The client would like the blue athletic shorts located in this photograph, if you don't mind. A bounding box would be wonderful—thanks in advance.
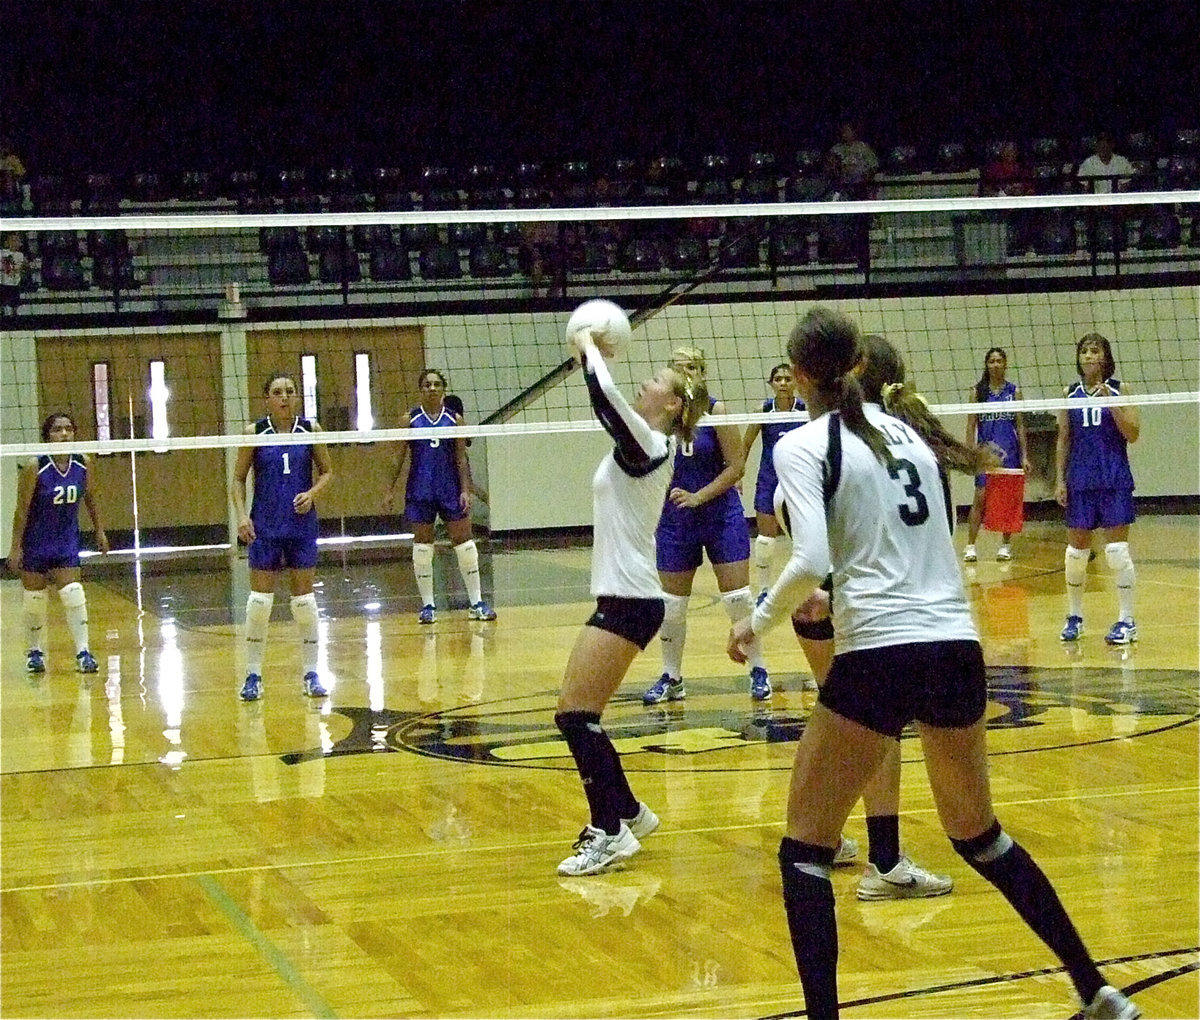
[1065,488,1135,530]
[586,595,665,650]
[405,497,466,526]
[820,639,987,739]
[753,466,779,515]
[248,534,319,570]
[22,551,79,574]
[656,495,751,572]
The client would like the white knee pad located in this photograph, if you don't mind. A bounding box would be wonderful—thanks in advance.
[58,581,86,610]
[412,542,435,574]
[753,534,776,566]
[721,586,754,623]
[1064,545,1090,587]
[1104,541,1134,575]
[453,539,483,603]
[245,590,275,629]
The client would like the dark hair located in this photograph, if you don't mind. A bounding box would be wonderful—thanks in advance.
[859,334,999,475]
[262,373,297,396]
[418,369,448,389]
[40,411,77,441]
[1076,332,1116,379]
[973,347,1008,402]
[787,307,890,466]
[768,362,791,383]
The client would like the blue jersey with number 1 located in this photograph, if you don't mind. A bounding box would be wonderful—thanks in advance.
[23,455,87,562]
[251,417,317,539]
[1065,379,1134,492]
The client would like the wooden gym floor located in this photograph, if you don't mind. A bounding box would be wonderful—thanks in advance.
[2,515,1197,1018]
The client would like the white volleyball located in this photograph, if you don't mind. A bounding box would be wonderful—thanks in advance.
[566,299,632,359]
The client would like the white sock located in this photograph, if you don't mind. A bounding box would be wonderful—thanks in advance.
[454,539,483,605]
[244,591,274,675]
[660,593,689,681]
[57,582,90,654]
[290,593,320,675]
[413,542,435,606]
[1064,546,1089,617]
[1104,542,1136,621]
[753,535,776,595]
[722,586,765,671]
[23,589,48,651]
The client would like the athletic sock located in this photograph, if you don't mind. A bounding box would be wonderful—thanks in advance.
[555,710,627,834]
[412,542,435,606]
[23,588,48,652]
[778,836,840,1018]
[659,592,689,681]
[244,591,274,675]
[753,534,776,595]
[866,814,900,874]
[722,586,765,672]
[290,592,320,675]
[1064,545,1089,617]
[951,820,1104,1005]
[454,539,483,605]
[57,582,90,654]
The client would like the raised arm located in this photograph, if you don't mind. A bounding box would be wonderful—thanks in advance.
[579,339,667,467]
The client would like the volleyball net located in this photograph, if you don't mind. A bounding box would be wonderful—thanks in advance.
[1,188,1197,547]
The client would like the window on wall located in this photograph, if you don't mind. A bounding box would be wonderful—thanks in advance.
[148,359,170,452]
[355,351,374,431]
[92,362,113,449]
[301,354,318,420]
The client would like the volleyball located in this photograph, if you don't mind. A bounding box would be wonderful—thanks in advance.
[566,299,632,359]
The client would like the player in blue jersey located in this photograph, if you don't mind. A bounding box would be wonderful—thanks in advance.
[382,369,496,624]
[642,347,771,704]
[7,412,108,674]
[730,307,1140,1020]
[741,362,805,603]
[555,327,708,876]
[963,347,1029,563]
[1055,333,1140,645]
[230,373,334,701]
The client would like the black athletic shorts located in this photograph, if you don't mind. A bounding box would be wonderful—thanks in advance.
[819,639,987,739]
[586,595,665,650]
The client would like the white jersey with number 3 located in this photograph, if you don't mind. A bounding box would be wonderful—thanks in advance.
[754,403,977,652]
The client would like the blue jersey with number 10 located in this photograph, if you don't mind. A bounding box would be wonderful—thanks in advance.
[251,417,317,539]
[1065,379,1134,492]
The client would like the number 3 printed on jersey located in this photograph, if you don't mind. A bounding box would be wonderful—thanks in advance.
[887,459,929,526]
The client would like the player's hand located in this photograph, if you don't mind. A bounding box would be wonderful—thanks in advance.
[95,530,110,555]
[460,491,471,514]
[1054,482,1067,507]
[382,489,396,512]
[237,516,255,544]
[727,617,755,664]
[293,490,313,514]
[7,550,21,573]
[793,588,831,623]
[668,486,703,509]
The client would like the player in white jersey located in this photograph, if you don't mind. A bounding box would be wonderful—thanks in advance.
[555,328,708,878]
[728,307,1139,1020]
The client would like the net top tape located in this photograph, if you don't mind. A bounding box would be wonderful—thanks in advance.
[4,190,1199,233]
[4,392,1195,458]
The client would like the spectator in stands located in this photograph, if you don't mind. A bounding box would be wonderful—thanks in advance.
[520,219,564,299]
[825,121,879,200]
[982,143,1035,254]
[981,142,1033,197]
[0,233,26,316]
[1076,133,1135,194]
[0,138,26,213]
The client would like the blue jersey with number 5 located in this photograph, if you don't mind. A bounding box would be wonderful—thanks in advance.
[1065,379,1134,492]
[23,454,87,561]
[251,417,317,539]
[406,405,462,505]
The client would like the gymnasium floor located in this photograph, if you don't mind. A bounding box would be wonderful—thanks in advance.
[1,515,1197,1018]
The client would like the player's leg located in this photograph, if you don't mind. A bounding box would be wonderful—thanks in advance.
[711,508,768,698]
[964,475,986,561]
[409,512,438,622]
[446,514,495,620]
[1101,509,1136,643]
[19,570,49,672]
[287,558,324,697]
[644,529,698,703]
[241,543,280,700]
[48,565,96,672]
